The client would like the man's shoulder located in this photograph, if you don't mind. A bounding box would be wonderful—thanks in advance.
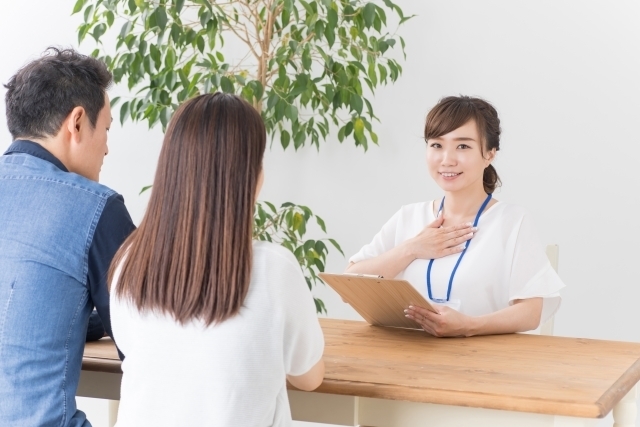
[56,170,118,200]
[94,193,135,237]
[1,152,117,200]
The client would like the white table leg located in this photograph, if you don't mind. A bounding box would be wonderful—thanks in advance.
[288,392,597,427]
[108,400,119,427]
[288,390,358,425]
[357,397,560,427]
[77,371,122,400]
[553,415,597,427]
[613,385,637,427]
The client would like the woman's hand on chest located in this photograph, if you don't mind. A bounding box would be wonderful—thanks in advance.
[404,216,476,261]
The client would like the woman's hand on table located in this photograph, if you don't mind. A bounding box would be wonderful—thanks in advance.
[404,217,476,260]
[405,298,544,337]
[405,305,474,337]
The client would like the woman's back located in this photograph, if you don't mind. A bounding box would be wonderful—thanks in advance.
[111,241,323,427]
[107,93,324,426]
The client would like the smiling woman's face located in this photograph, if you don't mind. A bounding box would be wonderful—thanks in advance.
[426,119,495,194]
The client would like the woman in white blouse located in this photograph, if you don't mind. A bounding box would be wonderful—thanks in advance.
[347,96,564,337]
[108,93,324,427]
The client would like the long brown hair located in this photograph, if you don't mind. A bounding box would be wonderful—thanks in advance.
[109,93,266,325]
[424,96,502,193]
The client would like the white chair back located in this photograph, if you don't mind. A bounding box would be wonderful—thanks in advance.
[539,244,559,336]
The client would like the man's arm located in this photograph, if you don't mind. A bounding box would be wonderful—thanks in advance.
[87,194,136,359]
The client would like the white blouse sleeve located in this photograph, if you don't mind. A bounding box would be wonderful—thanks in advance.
[507,213,565,324]
[349,208,403,264]
[279,250,325,376]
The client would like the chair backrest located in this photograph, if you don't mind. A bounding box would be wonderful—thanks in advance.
[539,244,559,336]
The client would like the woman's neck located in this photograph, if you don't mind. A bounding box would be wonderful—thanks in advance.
[442,185,489,219]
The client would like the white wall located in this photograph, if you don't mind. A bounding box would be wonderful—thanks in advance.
[2,1,640,426]
[269,0,640,345]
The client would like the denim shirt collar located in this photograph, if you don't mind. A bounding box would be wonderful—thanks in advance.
[4,140,69,172]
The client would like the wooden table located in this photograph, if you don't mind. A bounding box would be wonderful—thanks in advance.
[80,318,640,427]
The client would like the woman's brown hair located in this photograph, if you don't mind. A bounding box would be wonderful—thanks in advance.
[108,93,266,325]
[424,96,502,194]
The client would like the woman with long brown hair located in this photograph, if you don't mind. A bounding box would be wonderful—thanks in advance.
[347,95,564,337]
[108,93,324,426]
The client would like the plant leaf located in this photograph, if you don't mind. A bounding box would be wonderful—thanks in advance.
[139,185,153,195]
[119,101,130,125]
[155,7,168,30]
[328,238,345,256]
[220,76,234,93]
[363,3,376,28]
[72,0,85,14]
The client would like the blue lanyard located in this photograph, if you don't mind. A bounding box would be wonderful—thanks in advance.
[426,193,492,302]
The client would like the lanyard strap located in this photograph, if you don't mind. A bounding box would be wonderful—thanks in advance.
[426,193,492,302]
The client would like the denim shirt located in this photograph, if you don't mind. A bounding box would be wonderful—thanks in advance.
[0,141,135,427]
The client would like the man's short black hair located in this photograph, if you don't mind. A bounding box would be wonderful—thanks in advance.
[4,47,112,140]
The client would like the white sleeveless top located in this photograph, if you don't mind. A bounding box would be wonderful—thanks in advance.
[349,201,564,324]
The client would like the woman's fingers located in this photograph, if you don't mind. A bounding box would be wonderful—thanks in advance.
[405,305,440,318]
[442,245,466,256]
[444,224,475,239]
[420,322,437,336]
[407,306,443,323]
[442,226,476,248]
[427,216,445,228]
[443,222,474,234]
[406,306,470,338]
[405,311,432,332]
[412,220,476,260]
[405,308,443,336]
[407,305,430,316]
[450,232,474,248]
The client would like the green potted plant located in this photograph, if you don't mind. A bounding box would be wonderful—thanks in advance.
[74,0,411,313]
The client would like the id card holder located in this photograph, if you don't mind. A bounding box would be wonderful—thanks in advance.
[430,298,461,312]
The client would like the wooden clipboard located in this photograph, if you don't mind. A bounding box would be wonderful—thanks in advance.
[318,273,438,329]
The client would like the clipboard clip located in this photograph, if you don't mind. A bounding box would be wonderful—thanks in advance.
[344,273,384,279]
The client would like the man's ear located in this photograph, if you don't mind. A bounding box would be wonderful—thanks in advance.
[65,106,86,144]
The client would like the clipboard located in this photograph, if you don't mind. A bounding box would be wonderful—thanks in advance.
[318,273,438,329]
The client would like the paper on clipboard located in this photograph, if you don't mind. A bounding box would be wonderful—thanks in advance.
[318,273,438,329]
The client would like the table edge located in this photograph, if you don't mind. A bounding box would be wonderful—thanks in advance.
[82,357,122,374]
[81,326,640,419]
[79,357,611,420]
[595,357,640,416]
[305,379,605,418]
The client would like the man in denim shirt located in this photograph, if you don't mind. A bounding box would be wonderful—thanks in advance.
[0,48,135,426]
